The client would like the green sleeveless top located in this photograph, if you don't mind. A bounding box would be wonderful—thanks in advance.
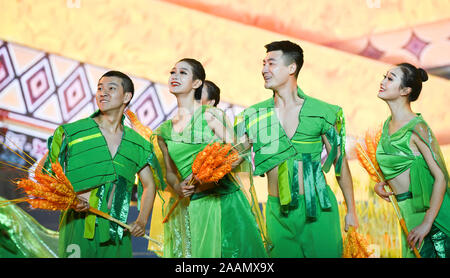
[155,105,239,199]
[376,115,425,180]
[45,110,153,241]
[235,87,346,219]
[376,114,450,235]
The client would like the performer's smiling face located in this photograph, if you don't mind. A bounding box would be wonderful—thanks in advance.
[168,61,201,95]
[378,67,407,101]
[96,76,131,112]
[262,50,291,90]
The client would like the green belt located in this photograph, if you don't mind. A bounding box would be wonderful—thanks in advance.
[396,191,413,202]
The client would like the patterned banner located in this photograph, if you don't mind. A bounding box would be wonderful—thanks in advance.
[0,40,243,138]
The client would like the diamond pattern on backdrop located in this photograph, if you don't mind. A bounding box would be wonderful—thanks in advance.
[49,54,79,86]
[0,41,240,143]
[130,85,165,130]
[0,45,15,92]
[328,20,450,71]
[402,32,430,60]
[7,43,45,77]
[20,58,55,114]
[360,40,385,60]
[57,66,92,122]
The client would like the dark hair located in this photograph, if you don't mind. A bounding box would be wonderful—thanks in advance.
[396,63,428,102]
[178,58,206,101]
[101,70,134,106]
[264,40,304,78]
[203,80,220,107]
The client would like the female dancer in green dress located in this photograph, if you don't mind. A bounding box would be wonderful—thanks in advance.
[154,58,267,258]
[375,63,450,258]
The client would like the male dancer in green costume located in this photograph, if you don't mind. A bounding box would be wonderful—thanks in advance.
[43,71,158,258]
[235,40,358,258]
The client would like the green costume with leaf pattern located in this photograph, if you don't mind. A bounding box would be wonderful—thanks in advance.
[235,87,345,258]
[376,114,450,258]
[44,110,157,258]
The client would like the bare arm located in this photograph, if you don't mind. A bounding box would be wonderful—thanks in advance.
[129,165,156,237]
[322,133,359,231]
[407,133,446,249]
[205,111,246,168]
[157,136,195,198]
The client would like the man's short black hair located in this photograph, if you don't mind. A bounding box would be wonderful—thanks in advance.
[264,40,304,78]
[101,70,134,105]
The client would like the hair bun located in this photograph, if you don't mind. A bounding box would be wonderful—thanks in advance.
[418,68,428,82]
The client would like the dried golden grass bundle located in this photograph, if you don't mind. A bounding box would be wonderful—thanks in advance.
[355,129,383,182]
[125,110,152,140]
[0,161,79,211]
[162,142,239,223]
[343,226,374,258]
[192,142,238,184]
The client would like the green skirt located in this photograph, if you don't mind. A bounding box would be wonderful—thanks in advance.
[397,193,450,258]
[188,189,268,258]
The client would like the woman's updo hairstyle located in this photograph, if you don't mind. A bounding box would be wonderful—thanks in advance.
[396,62,428,102]
[178,58,206,101]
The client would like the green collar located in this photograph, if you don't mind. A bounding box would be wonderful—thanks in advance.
[384,113,423,140]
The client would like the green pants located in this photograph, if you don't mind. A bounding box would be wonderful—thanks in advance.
[266,186,342,258]
[397,196,450,258]
[59,210,132,258]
